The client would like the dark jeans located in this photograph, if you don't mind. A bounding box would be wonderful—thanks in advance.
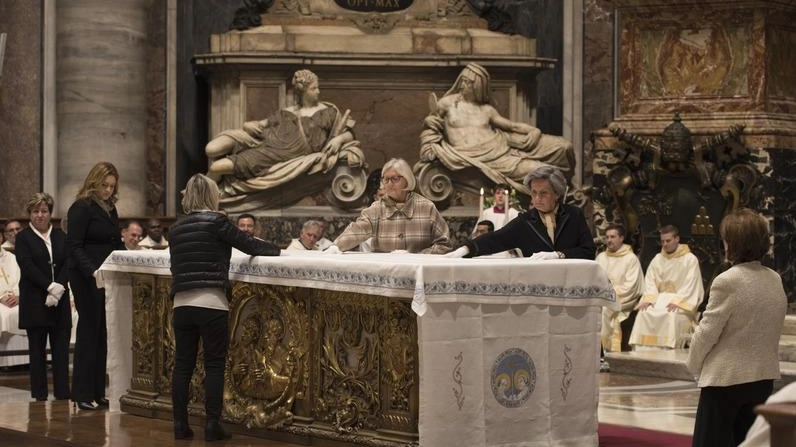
[172,306,229,424]
[26,326,70,400]
[70,273,108,403]
[692,379,773,447]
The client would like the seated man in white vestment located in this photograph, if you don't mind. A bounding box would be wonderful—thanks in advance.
[596,224,644,353]
[629,225,704,350]
[285,220,324,251]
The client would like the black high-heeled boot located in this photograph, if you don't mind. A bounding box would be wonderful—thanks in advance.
[204,420,231,441]
[174,421,194,440]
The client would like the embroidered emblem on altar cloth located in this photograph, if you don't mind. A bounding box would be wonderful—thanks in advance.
[490,348,536,408]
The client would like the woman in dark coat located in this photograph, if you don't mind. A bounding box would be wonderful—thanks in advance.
[447,166,595,260]
[15,192,71,401]
[169,174,280,441]
[66,162,124,410]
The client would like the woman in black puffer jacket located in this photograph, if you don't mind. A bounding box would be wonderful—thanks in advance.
[169,174,280,441]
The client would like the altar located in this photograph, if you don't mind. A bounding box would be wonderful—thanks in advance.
[98,250,616,446]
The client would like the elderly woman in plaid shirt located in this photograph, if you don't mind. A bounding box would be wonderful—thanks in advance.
[327,158,451,254]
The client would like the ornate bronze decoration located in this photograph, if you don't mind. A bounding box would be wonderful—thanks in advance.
[225,283,310,428]
[230,0,275,30]
[121,275,419,445]
[595,112,766,288]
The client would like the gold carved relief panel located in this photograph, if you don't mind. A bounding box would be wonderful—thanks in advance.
[125,275,419,445]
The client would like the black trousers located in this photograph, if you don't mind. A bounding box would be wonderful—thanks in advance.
[70,273,108,403]
[692,379,773,447]
[172,306,229,424]
[26,326,70,400]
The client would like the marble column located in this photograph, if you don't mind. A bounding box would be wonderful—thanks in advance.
[56,0,148,217]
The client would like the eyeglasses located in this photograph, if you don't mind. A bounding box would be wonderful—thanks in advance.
[382,176,404,184]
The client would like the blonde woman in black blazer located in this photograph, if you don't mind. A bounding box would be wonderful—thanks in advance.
[66,162,124,410]
[15,192,71,401]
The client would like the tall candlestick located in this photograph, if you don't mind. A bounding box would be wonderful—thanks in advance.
[478,187,484,219]
[504,188,510,227]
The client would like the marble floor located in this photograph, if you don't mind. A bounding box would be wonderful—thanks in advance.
[0,365,700,445]
[598,373,698,436]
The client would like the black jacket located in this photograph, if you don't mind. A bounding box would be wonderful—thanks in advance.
[169,211,280,295]
[465,203,596,260]
[15,227,72,329]
[66,198,124,279]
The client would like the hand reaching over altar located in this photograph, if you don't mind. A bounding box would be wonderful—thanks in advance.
[445,246,469,258]
[529,251,559,261]
[324,245,342,254]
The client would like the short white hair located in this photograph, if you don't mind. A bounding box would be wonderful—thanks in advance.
[382,158,416,191]
[524,166,566,198]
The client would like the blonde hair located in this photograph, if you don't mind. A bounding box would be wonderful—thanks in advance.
[382,158,416,192]
[181,174,220,213]
[76,162,120,204]
[26,192,55,214]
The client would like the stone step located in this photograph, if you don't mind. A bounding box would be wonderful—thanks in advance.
[605,349,692,381]
[779,334,796,362]
[605,350,796,391]
[783,315,796,336]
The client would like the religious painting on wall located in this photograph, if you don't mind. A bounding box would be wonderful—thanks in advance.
[618,8,761,115]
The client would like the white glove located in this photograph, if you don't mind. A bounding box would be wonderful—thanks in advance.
[324,245,342,254]
[529,251,559,261]
[391,250,409,254]
[45,294,59,307]
[47,282,66,300]
[445,246,469,258]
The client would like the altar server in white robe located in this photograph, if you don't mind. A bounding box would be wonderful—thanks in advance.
[475,184,518,234]
[629,224,703,350]
[596,223,644,352]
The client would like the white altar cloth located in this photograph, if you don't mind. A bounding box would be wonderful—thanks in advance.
[99,250,617,446]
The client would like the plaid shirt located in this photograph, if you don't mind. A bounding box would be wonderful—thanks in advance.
[335,192,451,254]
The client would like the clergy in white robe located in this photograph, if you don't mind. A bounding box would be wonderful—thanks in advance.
[478,206,519,232]
[596,241,644,352]
[474,185,518,234]
[629,227,703,350]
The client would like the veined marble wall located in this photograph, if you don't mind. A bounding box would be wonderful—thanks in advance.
[592,0,796,304]
[0,0,43,219]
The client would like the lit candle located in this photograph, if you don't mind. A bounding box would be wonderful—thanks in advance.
[478,187,484,218]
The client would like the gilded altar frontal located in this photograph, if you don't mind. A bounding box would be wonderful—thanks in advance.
[124,274,419,446]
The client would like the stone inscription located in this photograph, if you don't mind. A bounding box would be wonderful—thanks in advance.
[334,0,414,12]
